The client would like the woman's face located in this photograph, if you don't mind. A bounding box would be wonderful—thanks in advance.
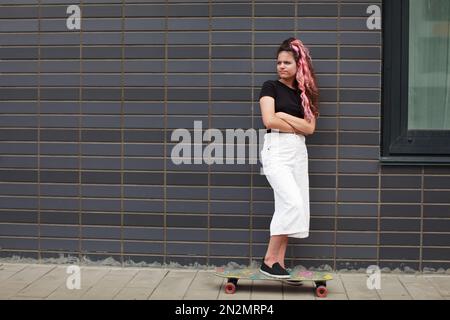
[277,51,298,81]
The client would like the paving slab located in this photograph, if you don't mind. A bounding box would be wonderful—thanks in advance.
[184,270,223,300]
[81,268,140,300]
[15,266,68,298]
[0,264,56,299]
[424,275,450,298]
[0,263,27,282]
[47,266,111,300]
[149,269,197,300]
[339,274,381,300]
[283,281,316,300]
[250,280,283,300]
[114,269,168,300]
[398,275,445,300]
[113,287,156,300]
[376,274,412,300]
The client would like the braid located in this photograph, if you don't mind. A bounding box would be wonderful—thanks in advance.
[289,39,319,121]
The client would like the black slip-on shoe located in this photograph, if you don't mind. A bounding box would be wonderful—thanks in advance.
[259,261,291,279]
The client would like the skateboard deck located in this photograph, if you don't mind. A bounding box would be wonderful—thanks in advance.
[215,266,333,297]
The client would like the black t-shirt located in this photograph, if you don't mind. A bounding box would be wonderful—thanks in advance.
[259,79,304,119]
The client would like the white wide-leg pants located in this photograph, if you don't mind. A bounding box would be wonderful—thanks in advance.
[260,131,310,239]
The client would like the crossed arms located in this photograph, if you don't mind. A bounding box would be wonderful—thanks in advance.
[259,96,316,136]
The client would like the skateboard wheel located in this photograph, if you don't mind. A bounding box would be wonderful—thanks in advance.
[224,282,236,294]
[229,278,238,286]
[315,285,328,298]
[315,281,326,287]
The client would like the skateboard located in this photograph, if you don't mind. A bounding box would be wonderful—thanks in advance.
[215,266,333,298]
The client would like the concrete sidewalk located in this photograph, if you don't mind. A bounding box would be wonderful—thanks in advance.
[0,262,449,300]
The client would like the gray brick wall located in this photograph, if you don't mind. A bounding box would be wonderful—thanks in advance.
[0,0,449,271]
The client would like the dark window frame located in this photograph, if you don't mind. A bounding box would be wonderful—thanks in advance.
[381,0,450,164]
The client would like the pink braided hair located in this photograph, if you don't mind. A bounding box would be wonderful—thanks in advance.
[289,39,318,122]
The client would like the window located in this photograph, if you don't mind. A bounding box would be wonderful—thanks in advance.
[382,0,450,164]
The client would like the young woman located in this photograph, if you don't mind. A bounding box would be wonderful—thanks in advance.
[258,37,320,278]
